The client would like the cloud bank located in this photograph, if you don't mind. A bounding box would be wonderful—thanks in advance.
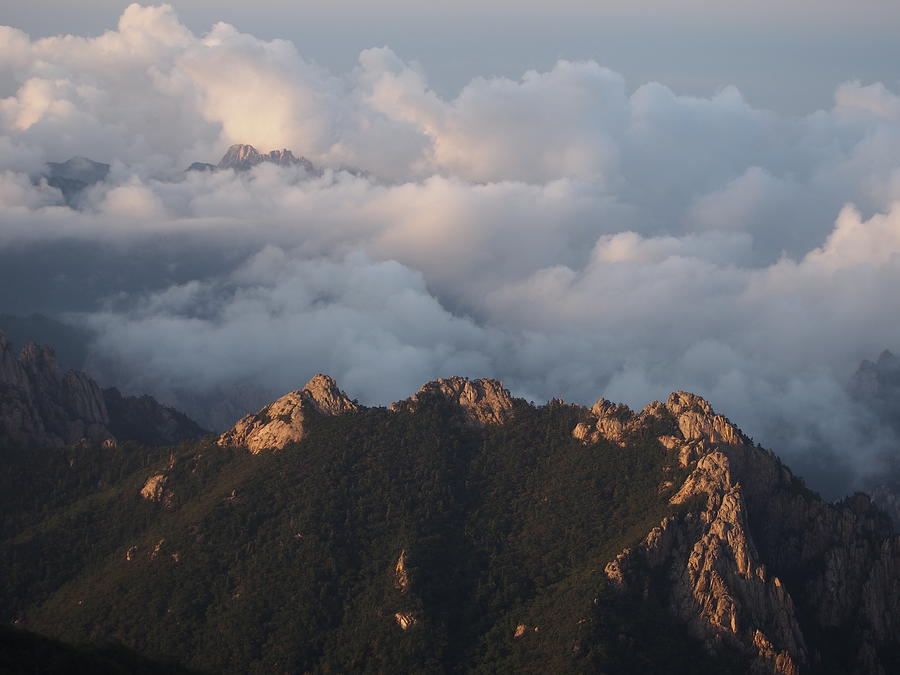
[3,4,900,496]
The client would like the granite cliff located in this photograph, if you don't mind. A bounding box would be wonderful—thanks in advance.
[0,330,111,447]
[214,144,318,174]
[592,392,900,674]
[0,330,205,448]
[390,377,516,426]
[218,376,515,453]
[216,374,358,452]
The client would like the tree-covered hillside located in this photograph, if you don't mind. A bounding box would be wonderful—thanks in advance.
[0,397,722,673]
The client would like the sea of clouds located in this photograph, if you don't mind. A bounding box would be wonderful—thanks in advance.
[3,4,900,495]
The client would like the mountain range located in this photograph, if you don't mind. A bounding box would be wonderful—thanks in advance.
[2,340,899,673]
[35,144,322,209]
[187,143,320,175]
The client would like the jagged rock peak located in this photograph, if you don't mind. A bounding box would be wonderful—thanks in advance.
[265,148,299,165]
[216,144,315,172]
[300,374,359,416]
[604,438,807,671]
[602,404,900,674]
[664,390,715,416]
[662,391,746,446]
[217,143,262,169]
[217,375,358,453]
[391,377,515,426]
[574,390,745,449]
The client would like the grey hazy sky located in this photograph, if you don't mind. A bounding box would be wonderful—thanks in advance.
[5,0,900,114]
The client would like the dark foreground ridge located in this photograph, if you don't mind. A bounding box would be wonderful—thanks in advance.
[0,624,200,674]
[1,373,899,674]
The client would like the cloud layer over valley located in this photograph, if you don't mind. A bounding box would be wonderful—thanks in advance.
[3,4,900,496]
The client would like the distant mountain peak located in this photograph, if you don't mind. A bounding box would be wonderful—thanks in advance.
[46,156,110,177]
[41,156,110,206]
[215,143,317,173]
[217,143,263,170]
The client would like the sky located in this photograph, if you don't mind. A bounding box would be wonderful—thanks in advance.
[5,0,900,114]
[2,3,900,497]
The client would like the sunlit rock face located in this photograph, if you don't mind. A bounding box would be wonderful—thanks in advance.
[215,144,317,173]
[574,390,745,448]
[573,399,637,446]
[597,392,900,675]
[216,374,358,453]
[219,374,515,452]
[390,377,515,426]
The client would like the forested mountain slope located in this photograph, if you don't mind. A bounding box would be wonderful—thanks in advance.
[1,375,898,674]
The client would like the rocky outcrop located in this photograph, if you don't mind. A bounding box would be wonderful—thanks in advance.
[573,399,639,445]
[395,550,410,592]
[139,473,175,508]
[575,391,745,448]
[393,612,417,630]
[216,375,358,453]
[216,144,317,174]
[599,392,900,674]
[391,377,515,426]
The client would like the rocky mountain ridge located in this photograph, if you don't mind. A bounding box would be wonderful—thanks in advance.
[214,377,900,672]
[4,369,900,672]
[208,143,318,174]
[35,143,321,210]
[590,391,899,674]
[0,330,205,448]
[0,330,112,447]
[217,376,516,453]
[389,376,516,426]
